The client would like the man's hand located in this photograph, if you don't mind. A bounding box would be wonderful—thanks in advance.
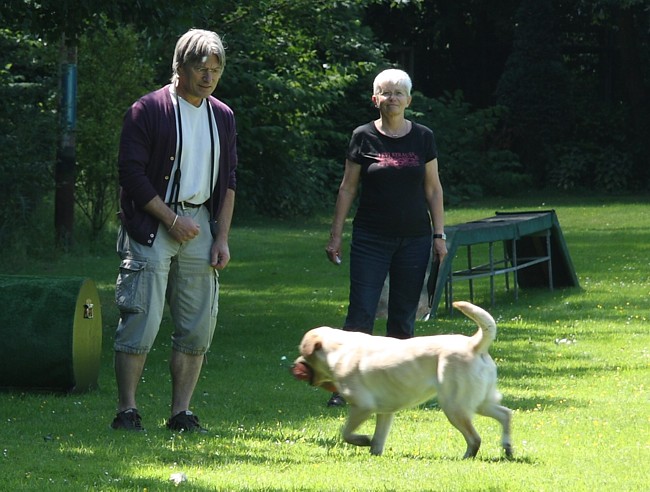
[210,240,230,270]
[167,214,201,243]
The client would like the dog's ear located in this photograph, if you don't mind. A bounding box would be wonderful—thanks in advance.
[301,332,323,357]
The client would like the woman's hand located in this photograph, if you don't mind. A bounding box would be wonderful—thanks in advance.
[325,237,342,265]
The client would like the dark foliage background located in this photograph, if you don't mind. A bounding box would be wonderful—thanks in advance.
[0,0,648,251]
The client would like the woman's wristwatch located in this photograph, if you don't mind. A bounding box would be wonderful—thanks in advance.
[433,233,446,240]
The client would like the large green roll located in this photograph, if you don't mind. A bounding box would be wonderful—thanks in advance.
[0,275,102,393]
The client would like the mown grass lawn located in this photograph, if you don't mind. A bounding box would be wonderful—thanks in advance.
[1,194,648,491]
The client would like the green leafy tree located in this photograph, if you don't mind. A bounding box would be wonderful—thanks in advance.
[0,28,57,247]
[75,23,155,236]
[495,0,572,184]
[365,0,521,106]
[203,0,386,216]
[2,0,386,227]
[0,0,191,246]
[541,0,648,191]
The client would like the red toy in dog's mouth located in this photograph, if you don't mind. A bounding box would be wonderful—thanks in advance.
[291,361,313,382]
[291,362,337,392]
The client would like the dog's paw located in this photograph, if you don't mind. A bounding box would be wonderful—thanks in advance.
[344,433,372,447]
[503,443,514,459]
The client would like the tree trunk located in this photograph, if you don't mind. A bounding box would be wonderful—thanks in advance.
[55,35,77,249]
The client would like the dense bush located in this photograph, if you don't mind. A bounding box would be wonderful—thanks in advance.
[409,90,529,204]
[547,72,638,193]
[549,142,634,193]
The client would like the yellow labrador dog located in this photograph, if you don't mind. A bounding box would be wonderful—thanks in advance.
[293,301,513,458]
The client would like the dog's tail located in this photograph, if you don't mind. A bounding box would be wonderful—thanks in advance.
[453,301,497,354]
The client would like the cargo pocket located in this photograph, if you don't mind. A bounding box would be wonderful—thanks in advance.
[115,259,147,313]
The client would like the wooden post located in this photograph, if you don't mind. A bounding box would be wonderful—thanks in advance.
[55,34,77,249]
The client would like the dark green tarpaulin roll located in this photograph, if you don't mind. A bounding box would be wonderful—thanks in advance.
[0,275,102,393]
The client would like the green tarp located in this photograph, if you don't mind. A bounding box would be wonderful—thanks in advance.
[0,276,102,392]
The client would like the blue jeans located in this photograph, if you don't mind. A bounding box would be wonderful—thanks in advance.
[344,227,431,339]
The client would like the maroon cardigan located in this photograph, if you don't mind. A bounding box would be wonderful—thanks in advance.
[117,85,237,246]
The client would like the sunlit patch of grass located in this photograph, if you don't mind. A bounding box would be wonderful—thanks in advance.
[1,196,650,490]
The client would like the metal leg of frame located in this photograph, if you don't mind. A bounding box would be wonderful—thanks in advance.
[546,230,553,291]
[512,238,519,300]
[447,269,453,315]
[503,240,510,292]
[467,245,474,303]
[489,242,495,307]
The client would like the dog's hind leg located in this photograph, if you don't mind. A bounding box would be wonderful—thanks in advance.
[370,413,395,456]
[477,403,513,458]
[442,408,482,459]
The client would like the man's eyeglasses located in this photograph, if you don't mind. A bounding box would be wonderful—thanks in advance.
[192,66,221,76]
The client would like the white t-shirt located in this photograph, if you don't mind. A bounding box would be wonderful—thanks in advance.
[166,85,220,204]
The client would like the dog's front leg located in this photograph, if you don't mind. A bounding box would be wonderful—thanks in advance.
[370,413,395,456]
[342,407,373,448]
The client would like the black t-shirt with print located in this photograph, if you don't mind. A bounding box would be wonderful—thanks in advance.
[347,121,438,237]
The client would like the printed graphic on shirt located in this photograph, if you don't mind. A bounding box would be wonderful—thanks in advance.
[368,152,420,170]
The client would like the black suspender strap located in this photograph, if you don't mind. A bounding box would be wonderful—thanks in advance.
[207,101,216,232]
[169,91,184,214]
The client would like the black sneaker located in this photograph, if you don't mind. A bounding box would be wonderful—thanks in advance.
[327,393,346,407]
[111,408,144,431]
[166,410,207,433]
